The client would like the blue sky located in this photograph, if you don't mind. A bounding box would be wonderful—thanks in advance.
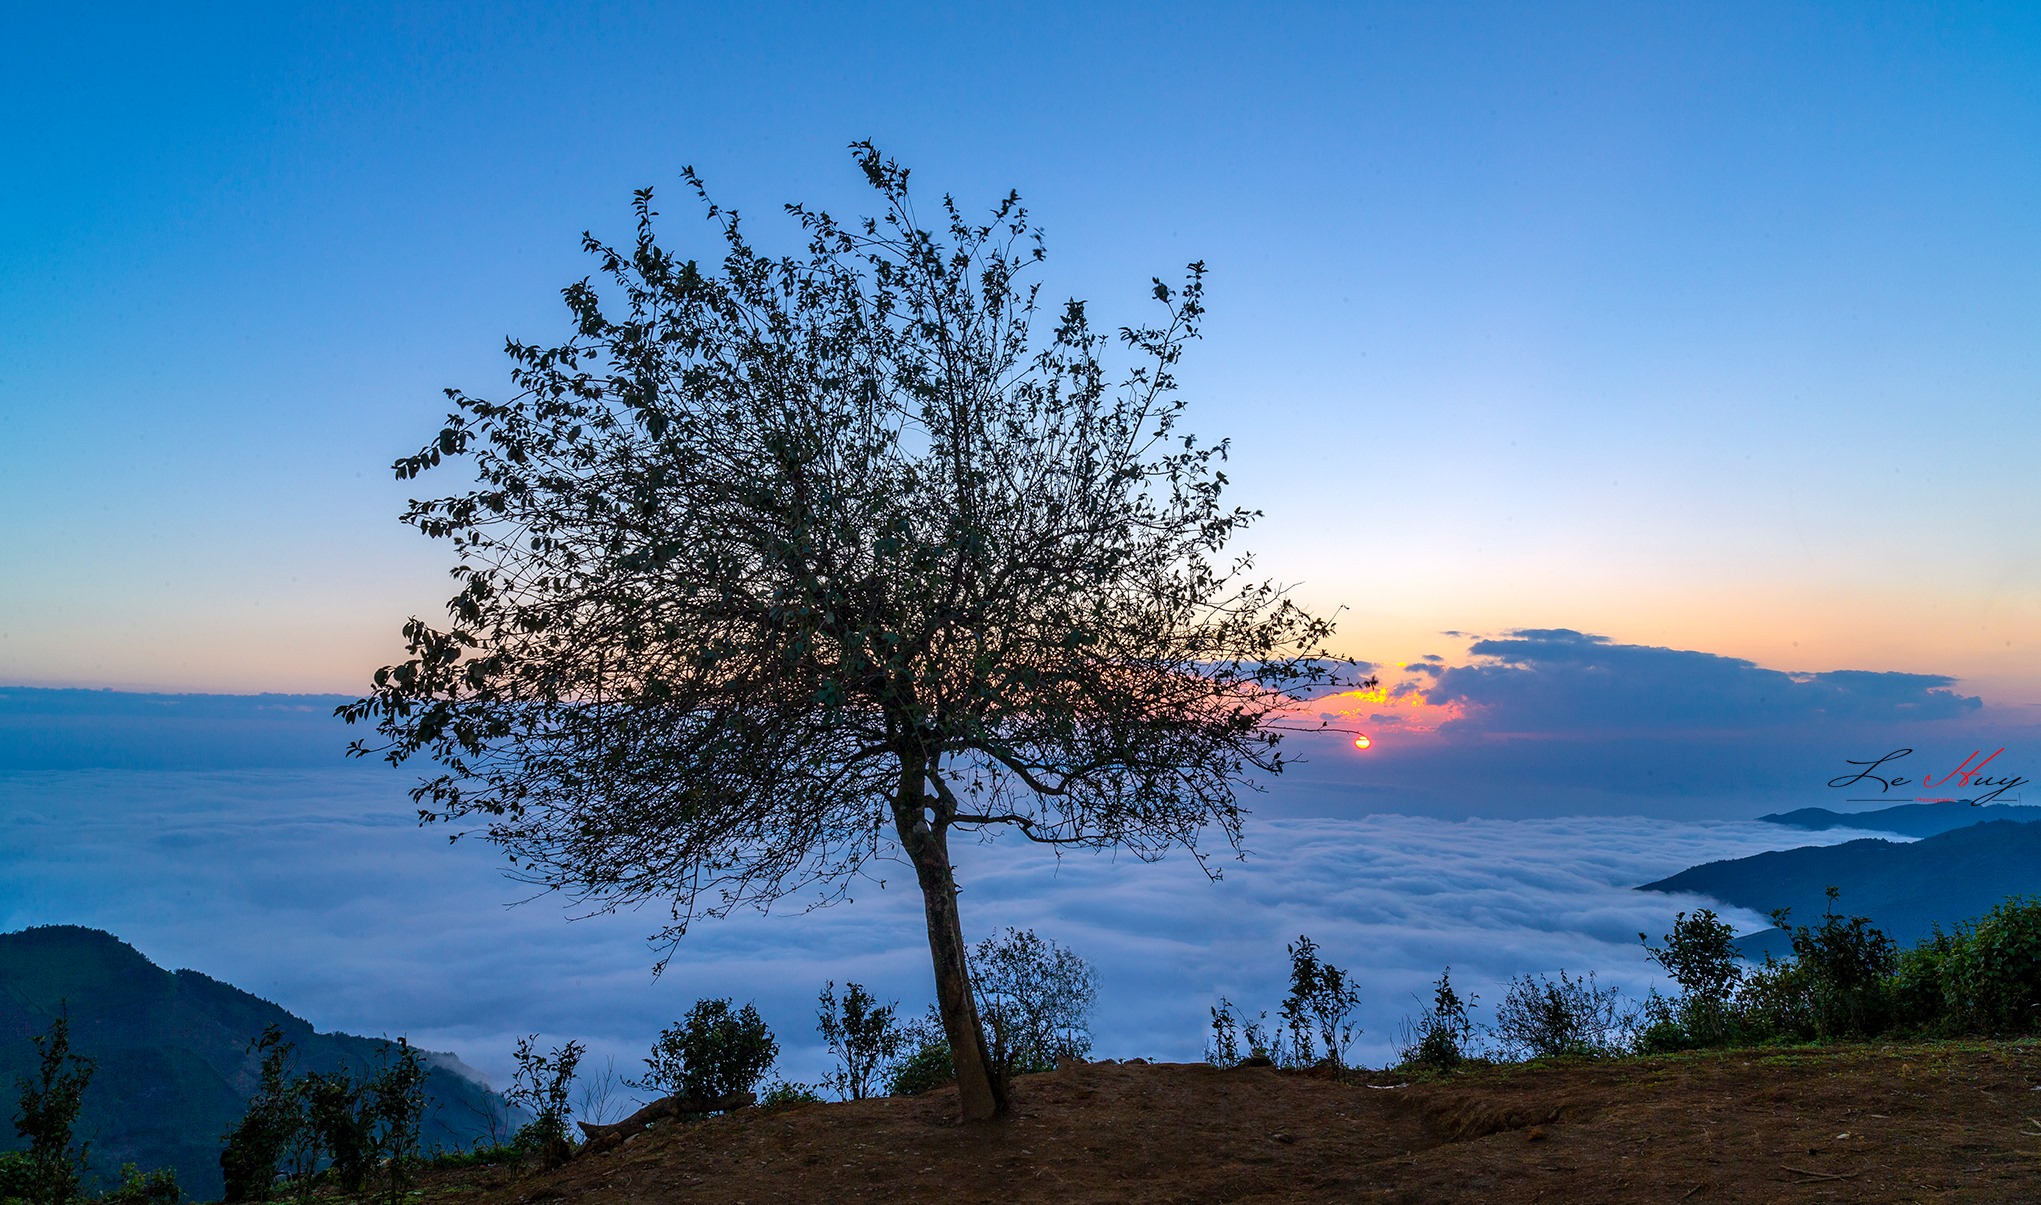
[3,2,2038,698]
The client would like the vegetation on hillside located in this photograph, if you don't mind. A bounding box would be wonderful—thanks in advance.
[1631,890,2041,1053]
[1640,819,2041,955]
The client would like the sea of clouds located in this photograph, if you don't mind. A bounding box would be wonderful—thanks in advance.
[0,764,1883,1098]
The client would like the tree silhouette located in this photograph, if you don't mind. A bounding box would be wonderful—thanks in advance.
[344,143,1344,1120]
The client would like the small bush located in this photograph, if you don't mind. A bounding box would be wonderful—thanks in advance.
[1773,888,1897,1038]
[10,1012,95,1205]
[303,1070,375,1192]
[505,1037,583,1167]
[426,1142,520,1170]
[1400,968,1476,1070]
[1205,935,1361,1070]
[98,1164,182,1205]
[1730,954,1814,1043]
[1889,928,1958,1035]
[1205,997,1288,1066]
[363,1039,427,1204]
[1281,936,1362,1069]
[0,1151,36,1203]
[817,982,905,1101]
[1494,970,1624,1059]
[1206,1000,1245,1067]
[884,1007,956,1096]
[758,1080,825,1109]
[1629,989,1690,1055]
[214,1027,429,1203]
[972,930,1098,1082]
[638,1000,778,1101]
[1943,896,2041,1034]
[1643,909,1743,1001]
[220,1026,301,1203]
[1641,909,1741,1047]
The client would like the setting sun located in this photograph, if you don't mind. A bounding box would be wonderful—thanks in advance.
[1353,735,1372,750]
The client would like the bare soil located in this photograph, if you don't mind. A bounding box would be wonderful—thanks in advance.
[432,1043,2041,1203]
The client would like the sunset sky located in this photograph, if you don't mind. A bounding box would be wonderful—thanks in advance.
[4,2,2036,707]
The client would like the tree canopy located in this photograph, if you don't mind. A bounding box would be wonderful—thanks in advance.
[344,143,1346,1119]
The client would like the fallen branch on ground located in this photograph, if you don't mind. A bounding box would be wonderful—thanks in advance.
[1782,1166,1857,1182]
[576,1090,756,1153]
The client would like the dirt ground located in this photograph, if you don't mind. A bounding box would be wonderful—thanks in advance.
[449,1043,2041,1204]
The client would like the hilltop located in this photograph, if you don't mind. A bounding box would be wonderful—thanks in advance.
[0,925,510,1199]
[348,1044,2040,1204]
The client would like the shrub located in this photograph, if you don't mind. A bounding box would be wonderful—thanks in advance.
[363,1039,427,1204]
[0,1152,35,1203]
[424,1143,517,1170]
[1943,895,2041,1034]
[1889,928,1959,1035]
[884,1007,956,1096]
[1641,909,1741,1047]
[758,1080,825,1109]
[1629,989,1692,1055]
[1776,888,1896,1038]
[1400,968,1476,1070]
[1494,970,1624,1059]
[638,1000,778,1101]
[1643,909,1743,1001]
[505,1037,583,1167]
[1730,954,1814,1043]
[10,1012,95,1205]
[302,1070,375,1192]
[1281,936,1362,1069]
[1205,1000,1244,1067]
[98,1164,181,1205]
[220,1026,302,1203]
[817,982,905,1101]
[971,930,1098,1082]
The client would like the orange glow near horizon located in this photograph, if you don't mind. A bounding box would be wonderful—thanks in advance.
[1302,675,1467,740]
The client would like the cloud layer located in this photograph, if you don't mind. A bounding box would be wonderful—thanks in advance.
[2,672,2010,1100]
[1,765,1873,1091]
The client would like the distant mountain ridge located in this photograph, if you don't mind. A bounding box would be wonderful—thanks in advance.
[1758,802,2041,839]
[1638,820,2041,959]
[0,926,511,1200]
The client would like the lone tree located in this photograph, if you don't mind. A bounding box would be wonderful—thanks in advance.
[344,143,1343,1121]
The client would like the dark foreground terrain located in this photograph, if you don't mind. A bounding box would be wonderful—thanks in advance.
[388,1043,2041,1204]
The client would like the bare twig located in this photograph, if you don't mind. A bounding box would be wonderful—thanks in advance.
[1782,1166,1858,1182]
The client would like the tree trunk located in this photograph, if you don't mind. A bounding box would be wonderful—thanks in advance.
[894,759,1006,1122]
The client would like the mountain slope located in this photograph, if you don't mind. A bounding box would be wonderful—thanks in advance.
[1638,820,2041,957]
[1757,802,2041,839]
[0,926,511,1200]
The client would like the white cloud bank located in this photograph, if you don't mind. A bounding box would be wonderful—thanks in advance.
[0,767,1877,1090]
